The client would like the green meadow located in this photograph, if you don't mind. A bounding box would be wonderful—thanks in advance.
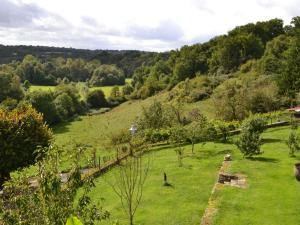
[29,78,132,97]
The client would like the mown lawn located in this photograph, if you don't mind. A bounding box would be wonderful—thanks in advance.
[78,142,233,225]
[212,126,300,225]
[83,126,300,225]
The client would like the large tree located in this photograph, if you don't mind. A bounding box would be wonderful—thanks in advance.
[277,34,300,99]
[90,64,125,86]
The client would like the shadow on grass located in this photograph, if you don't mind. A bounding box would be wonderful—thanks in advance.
[261,138,283,144]
[52,121,71,134]
[247,157,279,163]
[194,149,234,160]
[163,182,175,188]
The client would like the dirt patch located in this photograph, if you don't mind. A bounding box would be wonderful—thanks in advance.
[218,173,247,188]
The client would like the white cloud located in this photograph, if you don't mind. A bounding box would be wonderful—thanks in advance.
[0,0,299,51]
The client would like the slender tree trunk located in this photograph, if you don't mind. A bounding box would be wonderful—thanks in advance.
[192,141,195,154]
[129,204,133,225]
[130,215,133,225]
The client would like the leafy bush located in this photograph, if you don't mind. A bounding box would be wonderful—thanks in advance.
[0,72,24,102]
[0,146,109,224]
[212,75,279,121]
[26,90,60,124]
[108,86,126,105]
[0,98,19,110]
[287,130,300,156]
[143,129,171,143]
[54,93,76,121]
[122,84,134,96]
[214,120,240,142]
[236,115,267,157]
[0,104,52,185]
[54,84,84,113]
[137,101,172,129]
[87,89,107,108]
[90,65,125,86]
[26,85,86,124]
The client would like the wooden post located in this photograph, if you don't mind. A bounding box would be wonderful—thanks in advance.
[93,149,96,168]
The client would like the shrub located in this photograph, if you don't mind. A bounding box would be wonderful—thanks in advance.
[90,65,125,86]
[0,72,24,102]
[143,129,171,143]
[110,86,121,99]
[54,84,84,114]
[0,98,19,110]
[26,90,60,124]
[236,115,267,157]
[0,104,52,185]
[54,93,75,121]
[0,146,109,224]
[287,130,300,156]
[214,120,240,142]
[23,80,31,91]
[137,101,173,129]
[122,84,133,96]
[87,90,107,108]
[108,86,126,106]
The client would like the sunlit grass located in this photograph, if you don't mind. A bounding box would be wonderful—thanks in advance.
[78,142,232,225]
[29,78,132,97]
[212,126,300,225]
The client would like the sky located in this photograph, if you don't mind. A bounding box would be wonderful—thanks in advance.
[0,0,299,51]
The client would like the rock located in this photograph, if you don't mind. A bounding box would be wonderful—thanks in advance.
[224,154,232,161]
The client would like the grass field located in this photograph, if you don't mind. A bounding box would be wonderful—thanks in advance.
[30,85,56,92]
[29,78,132,97]
[78,142,232,225]
[27,80,300,225]
[72,126,300,225]
[52,92,214,166]
[211,126,300,225]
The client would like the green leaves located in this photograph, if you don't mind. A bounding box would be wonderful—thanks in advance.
[66,216,84,225]
[236,114,267,157]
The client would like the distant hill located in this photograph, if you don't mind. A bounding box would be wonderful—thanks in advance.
[0,45,160,77]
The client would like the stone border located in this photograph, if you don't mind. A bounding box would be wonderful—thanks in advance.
[200,155,246,225]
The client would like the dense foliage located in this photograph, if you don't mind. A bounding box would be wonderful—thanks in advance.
[26,84,87,124]
[0,146,109,225]
[89,64,125,86]
[0,71,24,102]
[212,75,279,121]
[0,45,157,77]
[86,89,107,108]
[130,16,300,104]
[0,105,52,185]
[236,115,267,157]
[0,55,132,86]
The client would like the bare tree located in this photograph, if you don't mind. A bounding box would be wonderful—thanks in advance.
[108,155,149,225]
